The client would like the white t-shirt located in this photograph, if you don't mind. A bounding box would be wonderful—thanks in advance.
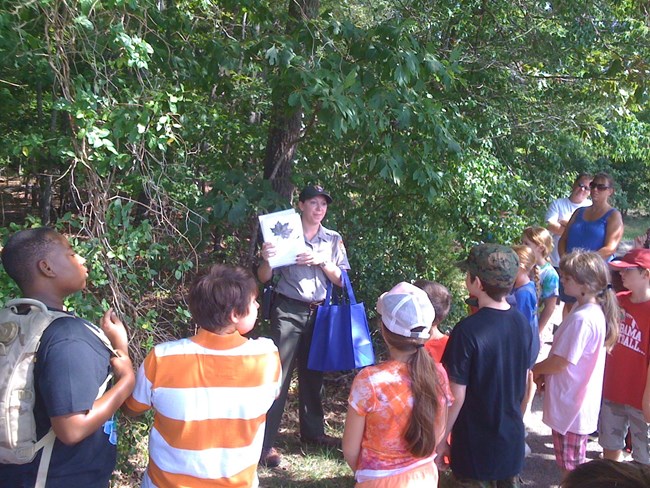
[545,197,592,266]
[542,303,606,435]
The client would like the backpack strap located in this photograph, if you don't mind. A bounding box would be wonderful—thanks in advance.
[81,321,118,358]
[32,369,113,488]
[34,430,56,488]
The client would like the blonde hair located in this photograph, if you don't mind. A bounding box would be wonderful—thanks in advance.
[522,226,554,261]
[559,250,620,351]
[512,245,540,290]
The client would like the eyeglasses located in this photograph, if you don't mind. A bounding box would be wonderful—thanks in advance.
[577,184,590,191]
[589,182,610,191]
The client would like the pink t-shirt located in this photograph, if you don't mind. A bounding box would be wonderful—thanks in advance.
[348,360,450,481]
[543,303,606,435]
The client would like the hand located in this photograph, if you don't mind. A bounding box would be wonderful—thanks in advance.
[533,373,545,393]
[296,250,322,267]
[435,440,451,471]
[110,352,135,384]
[296,250,328,267]
[260,242,277,262]
[101,308,128,353]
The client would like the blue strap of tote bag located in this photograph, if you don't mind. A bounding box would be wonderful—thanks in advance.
[308,270,375,371]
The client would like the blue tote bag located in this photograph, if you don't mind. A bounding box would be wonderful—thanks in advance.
[308,270,375,371]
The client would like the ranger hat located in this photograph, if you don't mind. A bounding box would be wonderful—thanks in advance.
[376,282,435,340]
[457,243,519,288]
[299,185,332,204]
[609,248,650,270]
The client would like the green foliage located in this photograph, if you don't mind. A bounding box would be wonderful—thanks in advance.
[1,1,650,482]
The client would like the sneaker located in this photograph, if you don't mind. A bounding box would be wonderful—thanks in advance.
[301,434,341,448]
[259,447,281,468]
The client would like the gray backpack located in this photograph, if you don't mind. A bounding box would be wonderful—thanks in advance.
[0,299,115,488]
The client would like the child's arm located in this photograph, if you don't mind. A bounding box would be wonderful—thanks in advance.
[557,211,579,258]
[435,382,466,470]
[50,351,135,445]
[121,403,142,418]
[443,382,466,438]
[532,353,570,376]
[643,363,650,423]
[342,406,365,472]
[538,296,557,335]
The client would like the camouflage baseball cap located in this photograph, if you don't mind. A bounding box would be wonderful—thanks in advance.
[457,244,519,288]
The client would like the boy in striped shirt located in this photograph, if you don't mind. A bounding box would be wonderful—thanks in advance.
[124,264,281,487]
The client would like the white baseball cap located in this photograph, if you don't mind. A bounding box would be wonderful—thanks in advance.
[376,282,435,339]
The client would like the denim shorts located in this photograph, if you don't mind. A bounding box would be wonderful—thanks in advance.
[599,399,650,465]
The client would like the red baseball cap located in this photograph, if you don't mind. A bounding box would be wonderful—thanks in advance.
[609,249,650,270]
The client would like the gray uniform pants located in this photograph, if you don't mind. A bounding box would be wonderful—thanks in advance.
[263,294,325,449]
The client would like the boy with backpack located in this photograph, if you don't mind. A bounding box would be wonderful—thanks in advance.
[439,244,533,486]
[123,264,281,487]
[0,227,135,487]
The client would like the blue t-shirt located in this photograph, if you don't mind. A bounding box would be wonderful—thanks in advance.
[0,314,116,488]
[512,282,540,366]
[442,306,532,480]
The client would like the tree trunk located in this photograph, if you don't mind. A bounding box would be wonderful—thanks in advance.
[262,0,320,201]
[39,174,52,225]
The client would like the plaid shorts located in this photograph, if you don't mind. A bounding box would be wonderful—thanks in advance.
[552,430,588,471]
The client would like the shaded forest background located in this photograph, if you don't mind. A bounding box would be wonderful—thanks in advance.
[0,2,649,475]
[2,0,649,344]
[2,0,649,345]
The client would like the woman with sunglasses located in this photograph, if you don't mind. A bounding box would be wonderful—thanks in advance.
[557,172,624,314]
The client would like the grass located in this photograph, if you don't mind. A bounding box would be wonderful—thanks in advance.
[623,213,650,241]
[258,372,356,487]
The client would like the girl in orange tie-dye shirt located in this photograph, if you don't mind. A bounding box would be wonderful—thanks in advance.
[343,282,451,487]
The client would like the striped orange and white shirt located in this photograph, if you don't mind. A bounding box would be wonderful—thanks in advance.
[125,329,281,488]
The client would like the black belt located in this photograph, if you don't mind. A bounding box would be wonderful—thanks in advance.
[277,293,323,311]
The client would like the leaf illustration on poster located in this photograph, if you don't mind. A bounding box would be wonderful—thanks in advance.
[271,221,293,239]
[258,209,306,268]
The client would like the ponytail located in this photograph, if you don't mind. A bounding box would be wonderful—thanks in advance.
[513,244,540,297]
[530,263,541,299]
[404,346,441,457]
[381,324,443,458]
[597,284,620,351]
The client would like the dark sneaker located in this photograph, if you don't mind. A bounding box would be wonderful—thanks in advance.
[301,434,341,448]
[259,447,281,468]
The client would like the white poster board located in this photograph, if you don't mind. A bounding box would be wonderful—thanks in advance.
[258,209,306,269]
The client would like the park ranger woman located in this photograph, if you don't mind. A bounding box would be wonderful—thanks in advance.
[257,184,350,468]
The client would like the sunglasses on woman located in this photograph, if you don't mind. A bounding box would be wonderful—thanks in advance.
[589,182,610,191]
